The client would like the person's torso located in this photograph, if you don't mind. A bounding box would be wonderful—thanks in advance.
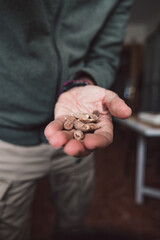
[0,0,118,145]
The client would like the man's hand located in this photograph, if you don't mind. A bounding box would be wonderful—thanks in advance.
[44,85,132,157]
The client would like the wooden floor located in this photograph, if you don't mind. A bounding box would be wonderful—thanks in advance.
[31,127,160,240]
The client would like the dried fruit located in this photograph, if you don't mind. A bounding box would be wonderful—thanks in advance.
[63,111,100,140]
[74,130,84,140]
[64,120,74,130]
[64,115,75,122]
[88,113,99,122]
[86,123,100,131]
[63,115,75,130]
[92,110,100,117]
[73,112,90,121]
[74,120,90,132]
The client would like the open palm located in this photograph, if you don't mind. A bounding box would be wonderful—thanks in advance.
[45,85,131,157]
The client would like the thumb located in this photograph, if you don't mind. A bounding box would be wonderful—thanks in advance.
[104,90,132,119]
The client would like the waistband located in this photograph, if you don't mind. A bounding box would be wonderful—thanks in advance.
[0,126,48,146]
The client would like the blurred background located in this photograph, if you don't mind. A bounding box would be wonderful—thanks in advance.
[112,0,160,114]
[31,1,160,239]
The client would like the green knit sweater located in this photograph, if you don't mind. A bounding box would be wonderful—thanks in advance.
[0,0,132,146]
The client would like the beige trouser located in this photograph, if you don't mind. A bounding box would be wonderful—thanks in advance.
[0,140,94,240]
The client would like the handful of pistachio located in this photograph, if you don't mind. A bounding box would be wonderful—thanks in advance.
[63,111,100,140]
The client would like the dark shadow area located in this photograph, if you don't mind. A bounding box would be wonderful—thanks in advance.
[52,228,151,240]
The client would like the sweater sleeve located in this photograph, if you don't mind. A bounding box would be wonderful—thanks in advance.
[73,0,133,89]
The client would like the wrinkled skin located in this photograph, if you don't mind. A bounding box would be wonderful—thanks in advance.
[44,85,132,157]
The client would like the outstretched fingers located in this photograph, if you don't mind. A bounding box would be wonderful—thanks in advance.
[105,90,132,119]
[44,117,73,148]
[48,130,74,148]
[44,117,65,138]
[63,139,91,157]
[84,120,113,150]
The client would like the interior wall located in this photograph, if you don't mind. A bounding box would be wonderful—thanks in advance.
[125,0,160,44]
